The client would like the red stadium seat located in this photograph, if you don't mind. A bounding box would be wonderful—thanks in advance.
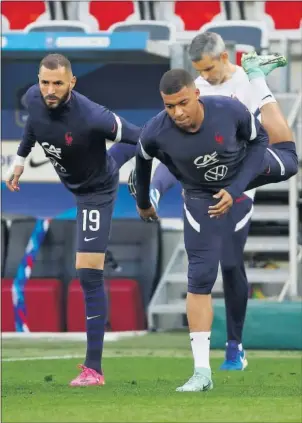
[1,1,46,30]
[67,278,146,332]
[265,1,302,29]
[108,279,146,331]
[1,279,15,331]
[236,52,244,66]
[89,1,134,30]
[175,1,221,30]
[1,278,63,332]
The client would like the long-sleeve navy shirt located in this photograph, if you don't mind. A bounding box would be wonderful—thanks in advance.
[136,95,268,208]
[17,85,140,194]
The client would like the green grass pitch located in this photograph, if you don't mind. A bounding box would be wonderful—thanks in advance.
[2,333,302,422]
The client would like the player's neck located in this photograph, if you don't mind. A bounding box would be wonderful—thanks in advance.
[221,62,237,84]
[188,102,204,133]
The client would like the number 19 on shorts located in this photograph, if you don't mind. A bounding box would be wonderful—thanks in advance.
[82,209,100,232]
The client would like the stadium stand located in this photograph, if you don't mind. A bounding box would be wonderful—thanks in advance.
[1,13,10,31]
[24,20,91,33]
[265,1,302,29]
[1,218,161,331]
[1,1,46,29]
[2,1,302,32]
[175,1,221,30]
[86,0,135,30]
[109,20,177,42]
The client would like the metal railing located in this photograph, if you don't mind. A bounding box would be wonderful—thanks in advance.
[279,92,302,300]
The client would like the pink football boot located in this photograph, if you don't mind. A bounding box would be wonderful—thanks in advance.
[69,364,105,387]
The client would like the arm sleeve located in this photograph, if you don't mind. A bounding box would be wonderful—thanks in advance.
[107,143,136,169]
[226,101,269,200]
[17,117,36,157]
[135,125,158,209]
[94,106,140,145]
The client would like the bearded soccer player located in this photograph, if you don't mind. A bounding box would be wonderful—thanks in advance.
[5,54,140,387]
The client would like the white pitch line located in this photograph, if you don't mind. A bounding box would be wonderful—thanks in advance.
[2,351,301,362]
[2,330,148,341]
[2,355,85,362]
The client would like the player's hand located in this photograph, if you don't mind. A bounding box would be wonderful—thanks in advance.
[5,165,24,192]
[208,189,233,217]
[136,205,159,222]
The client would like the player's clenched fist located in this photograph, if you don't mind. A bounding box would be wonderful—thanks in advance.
[208,189,233,217]
[6,162,24,192]
[136,205,159,222]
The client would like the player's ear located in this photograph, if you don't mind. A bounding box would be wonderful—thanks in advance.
[221,51,229,62]
[195,88,200,99]
[70,76,77,90]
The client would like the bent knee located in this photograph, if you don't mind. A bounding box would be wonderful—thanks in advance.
[76,252,105,270]
[275,143,298,180]
[188,267,217,295]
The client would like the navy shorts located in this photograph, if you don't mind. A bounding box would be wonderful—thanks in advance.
[184,193,228,294]
[75,174,119,253]
[247,142,298,191]
[184,191,254,294]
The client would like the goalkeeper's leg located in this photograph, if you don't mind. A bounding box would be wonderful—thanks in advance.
[242,52,298,190]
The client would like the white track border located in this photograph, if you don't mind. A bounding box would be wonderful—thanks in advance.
[2,331,148,341]
[2,331,148,362]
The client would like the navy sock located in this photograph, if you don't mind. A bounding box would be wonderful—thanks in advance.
[78,268,107,374]
[222,262,248,343]
[150,163,179,196]
[108,143,136,169]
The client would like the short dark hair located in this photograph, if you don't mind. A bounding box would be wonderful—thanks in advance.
[159,69,194,95]
[39,53,72,72]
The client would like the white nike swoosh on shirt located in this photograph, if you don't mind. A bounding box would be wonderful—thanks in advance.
[87,315,101,320]
[84,237,97,242]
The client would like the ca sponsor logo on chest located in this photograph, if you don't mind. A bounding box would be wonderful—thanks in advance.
[41,142,66,172]
[194,151,219,168]
[41,142,62,160]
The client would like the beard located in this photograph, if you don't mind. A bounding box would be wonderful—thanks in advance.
[43,89,70,109]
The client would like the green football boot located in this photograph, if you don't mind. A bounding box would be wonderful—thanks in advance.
[241,51,287,80]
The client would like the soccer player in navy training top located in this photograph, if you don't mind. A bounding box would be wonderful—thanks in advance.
[135,68,297,392]
[128,34,288,372]
[5,54,140,387]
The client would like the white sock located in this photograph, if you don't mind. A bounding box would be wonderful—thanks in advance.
[190,331,211,369]
[250,77,276,109]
